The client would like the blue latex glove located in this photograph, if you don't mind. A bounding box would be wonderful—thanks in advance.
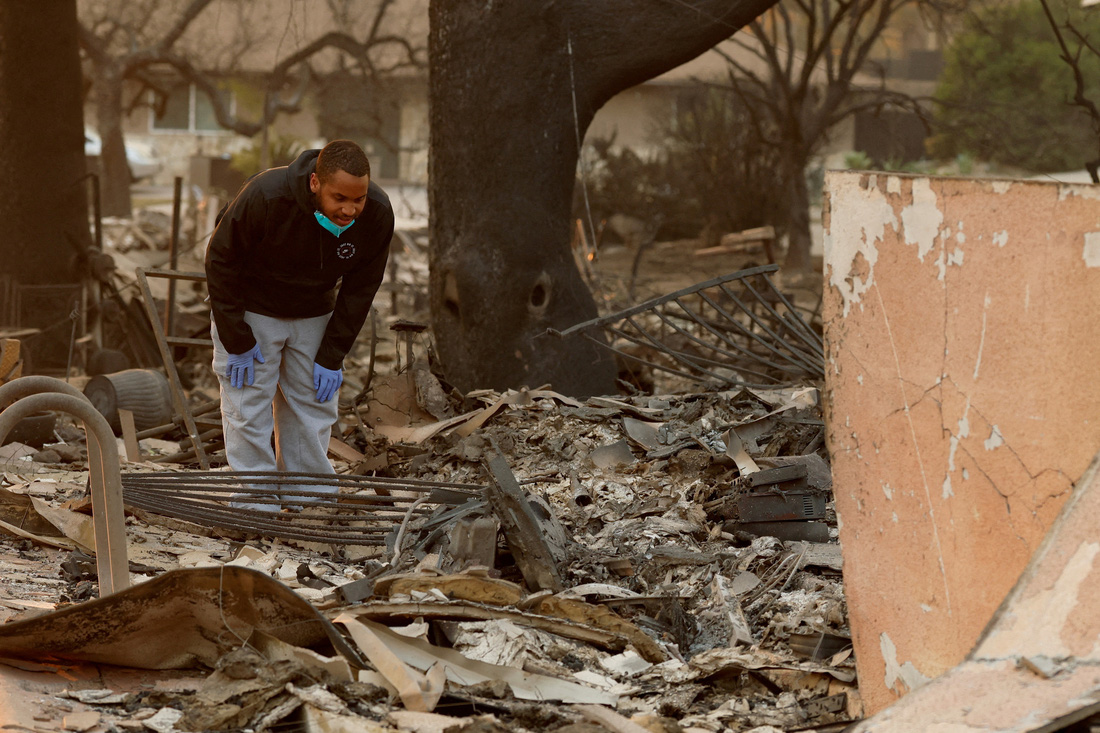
[225,344,264,389]
[313,362,343,402]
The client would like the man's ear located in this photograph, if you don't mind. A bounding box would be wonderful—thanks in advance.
[309,172,320,194]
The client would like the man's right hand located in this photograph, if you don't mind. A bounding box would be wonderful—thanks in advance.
[225,344,265,388]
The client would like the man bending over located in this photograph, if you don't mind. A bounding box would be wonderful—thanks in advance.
[205,139,393,510]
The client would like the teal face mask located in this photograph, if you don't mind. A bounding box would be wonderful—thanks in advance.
[314,211,356,237]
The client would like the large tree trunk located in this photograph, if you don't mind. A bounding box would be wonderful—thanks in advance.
[428,0,777,397]
[0,0,91,285]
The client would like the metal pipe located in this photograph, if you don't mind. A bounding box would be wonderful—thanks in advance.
[90,173,103,351]
[116,468,483,546]
[164,176,184,339]
[124,469,484,492]
[0,377,128,596]
[135,268,210,469]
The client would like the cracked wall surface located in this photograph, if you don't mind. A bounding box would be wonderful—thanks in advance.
[822,170,1100,714]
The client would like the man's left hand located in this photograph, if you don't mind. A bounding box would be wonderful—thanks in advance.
[313,362,343,402]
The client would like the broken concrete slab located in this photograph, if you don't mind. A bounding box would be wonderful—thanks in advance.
[850,451,1100,732]
[824,170,1100,713]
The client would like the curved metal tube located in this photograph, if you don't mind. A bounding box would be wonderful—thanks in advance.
[0,377,128,596]
[0,375,89,411]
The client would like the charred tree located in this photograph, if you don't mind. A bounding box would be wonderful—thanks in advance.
[428,0,778,397]
[0,0,91,286]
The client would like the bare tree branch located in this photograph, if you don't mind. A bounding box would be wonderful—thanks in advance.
[158,0,215,51]
[1037,0,1100,181]
[714,0,958,267]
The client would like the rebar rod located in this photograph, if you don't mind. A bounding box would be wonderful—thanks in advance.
[621,315,735,383]
[122,479,460,503]
[127,491,440,545]
[124,488,427,520]
[716,282,824,374]
[118,469,485,546]
[699,279,822,358]
[739,277,825,360]
[714,283,824,375]
[593,328,781,388]
[124,469,482,492]
[127,494,393,545]
[663,296,810,375]
[552,266,824,389]
[756,276,825,352]
[643,308,790,376]
[690,291,822,376]
[551,264,781,337]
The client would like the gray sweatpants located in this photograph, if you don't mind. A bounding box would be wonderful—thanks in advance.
[212,311,338,505]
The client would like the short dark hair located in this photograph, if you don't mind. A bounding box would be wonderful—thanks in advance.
[316,139,371,183]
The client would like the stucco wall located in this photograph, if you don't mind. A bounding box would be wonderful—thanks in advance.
[822,170,1100,713]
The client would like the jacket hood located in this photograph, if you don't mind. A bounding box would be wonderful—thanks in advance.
[288,149,321,215]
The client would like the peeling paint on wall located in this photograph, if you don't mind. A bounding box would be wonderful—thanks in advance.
[1058,183,1100,201]
[984,426,1004,451]
[943,408,971,499]
[1084,232,1100,268]
[901,178,943,261]
[825,170,1100,715]
[823,179,898,317]
[881,632,931,695]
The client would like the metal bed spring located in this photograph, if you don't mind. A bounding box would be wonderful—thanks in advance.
[550,264,824,388]
[121,470,485,546]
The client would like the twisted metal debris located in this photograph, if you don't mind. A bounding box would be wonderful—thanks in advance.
[551,264,824,388]
[121,470,484,546]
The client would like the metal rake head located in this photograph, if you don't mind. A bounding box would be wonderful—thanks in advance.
[551,265,824,390]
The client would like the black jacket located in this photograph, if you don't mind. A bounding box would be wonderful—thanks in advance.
[205,149,394,370]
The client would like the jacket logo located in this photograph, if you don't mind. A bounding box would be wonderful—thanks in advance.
[336,243,356,260]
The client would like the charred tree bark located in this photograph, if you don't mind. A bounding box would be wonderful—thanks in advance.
[428,0,777,397]
[0,0,91,285]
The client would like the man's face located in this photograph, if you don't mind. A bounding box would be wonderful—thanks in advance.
[310,170,369,227]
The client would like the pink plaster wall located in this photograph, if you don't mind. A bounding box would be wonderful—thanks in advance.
[822,171,1100,714]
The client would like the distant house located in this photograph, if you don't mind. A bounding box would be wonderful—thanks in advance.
[84,1,941,193]
[81,0,430,192]
[588,30,942,168]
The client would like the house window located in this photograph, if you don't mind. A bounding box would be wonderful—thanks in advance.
[151,83,232,133]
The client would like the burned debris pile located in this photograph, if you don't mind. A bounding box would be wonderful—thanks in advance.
[0,213,849,732]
